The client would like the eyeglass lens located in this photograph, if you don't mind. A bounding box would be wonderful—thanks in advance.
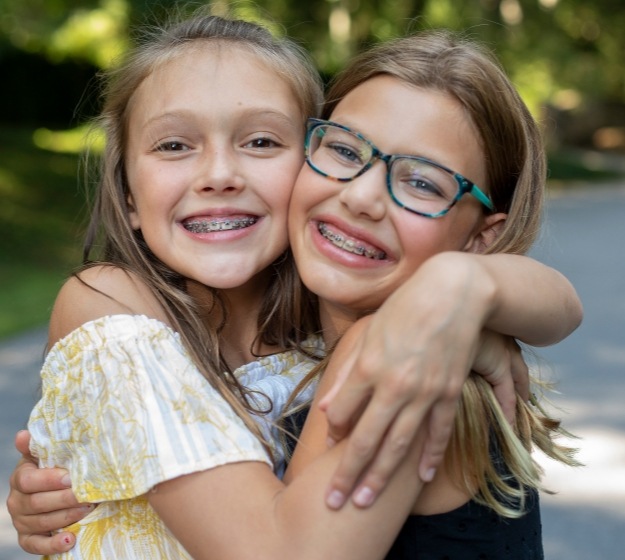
[308,123,461,215]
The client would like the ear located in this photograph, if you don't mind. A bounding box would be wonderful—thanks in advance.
[127,193,141,230]
[464,212,507,254]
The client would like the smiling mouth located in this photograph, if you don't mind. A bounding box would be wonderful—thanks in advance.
[183,217,258,233]
[318,222,387,260]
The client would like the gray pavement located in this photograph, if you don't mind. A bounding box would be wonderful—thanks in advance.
[0,183,624,559]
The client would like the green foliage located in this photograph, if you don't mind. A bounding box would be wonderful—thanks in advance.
[1,0,624,106]
[0,126,84,337]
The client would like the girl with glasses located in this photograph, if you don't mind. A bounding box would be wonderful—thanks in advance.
[284,29,581,558]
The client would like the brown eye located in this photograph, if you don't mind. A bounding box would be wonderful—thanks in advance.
[156,141,189,152]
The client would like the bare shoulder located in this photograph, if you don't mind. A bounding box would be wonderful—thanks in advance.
[48,265,169,346]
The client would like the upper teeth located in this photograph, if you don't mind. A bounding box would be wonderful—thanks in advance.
[185,217,257,233]
[318,222,386,260]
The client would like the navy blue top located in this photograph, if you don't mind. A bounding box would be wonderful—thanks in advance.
[384,488,543,559]
[283,408,543,560]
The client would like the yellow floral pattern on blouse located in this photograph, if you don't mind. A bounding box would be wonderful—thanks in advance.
[28,314,322,559]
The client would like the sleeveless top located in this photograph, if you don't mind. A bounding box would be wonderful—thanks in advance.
[384,429,544,560]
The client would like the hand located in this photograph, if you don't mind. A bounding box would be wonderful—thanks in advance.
[471,331,529,422]
[318,253,517,509]
[7,430,92,555]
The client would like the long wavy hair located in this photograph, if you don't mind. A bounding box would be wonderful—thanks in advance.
[292,29,578,517]
[79,9,323,450]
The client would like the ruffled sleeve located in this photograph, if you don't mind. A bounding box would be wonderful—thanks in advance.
[28,315,271,504]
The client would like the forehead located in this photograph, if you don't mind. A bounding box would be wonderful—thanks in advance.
[330,75,486,186]
[128,42,301,123]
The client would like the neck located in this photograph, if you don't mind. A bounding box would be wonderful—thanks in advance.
[188,274,280,370]
[318,299,364,348]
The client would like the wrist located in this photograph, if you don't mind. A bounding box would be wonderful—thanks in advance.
[419,252,496,328]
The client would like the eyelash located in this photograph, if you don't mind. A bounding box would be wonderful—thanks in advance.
[245,136,281,149]
[154,140,189,152]
[152,134,284,154]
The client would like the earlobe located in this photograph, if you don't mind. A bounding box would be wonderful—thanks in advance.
[127,194,141,230]
[466,213,507,254]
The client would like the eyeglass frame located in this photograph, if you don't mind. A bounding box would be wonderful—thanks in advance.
[304,118,495,218]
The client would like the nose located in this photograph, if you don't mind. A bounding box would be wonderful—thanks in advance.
[195,145,246,194]
[338,160,388,220]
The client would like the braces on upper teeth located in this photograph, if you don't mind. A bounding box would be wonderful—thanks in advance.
[185,217,257,233]
[318,223,386,260]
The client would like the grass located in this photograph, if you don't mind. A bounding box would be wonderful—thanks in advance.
[0,125,623,340]
[0,125,85,339]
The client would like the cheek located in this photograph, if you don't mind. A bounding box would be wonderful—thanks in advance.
[394,218,455,267]
[289,165,337,215]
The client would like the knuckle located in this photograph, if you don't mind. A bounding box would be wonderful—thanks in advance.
[28,491,48,513]
[384,369,418,400]
[363,472,387,493]
[388,435,410,457]
[35,514,58,534]
[349,434,375,460]
[20,535,45,556]
[6,493,17,516]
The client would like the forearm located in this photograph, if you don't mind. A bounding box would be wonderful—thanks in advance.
[400,252,582,347]
[152,321,425,559]
[467,253,582,345]
[151,434,424,560]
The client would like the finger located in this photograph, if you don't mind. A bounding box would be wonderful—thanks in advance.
[15,430,32,457]
[19,531,76,556]
[349,406,425,508]
[13,462,72,494]
[325,394,412,509]
[322,369,375,447]
[418,400,457,482]
[13,502,94,535]
[509,341,530,401]
[26,487,84,516]
[490,366,516,424]
[317,350,357,411]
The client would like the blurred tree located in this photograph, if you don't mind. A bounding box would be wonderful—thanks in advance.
[0,0,624,135]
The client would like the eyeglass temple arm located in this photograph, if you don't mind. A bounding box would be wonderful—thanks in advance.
[470,184,495,211]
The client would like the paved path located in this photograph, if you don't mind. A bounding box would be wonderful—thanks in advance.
[0,184,624,559]
[529,182,625,559]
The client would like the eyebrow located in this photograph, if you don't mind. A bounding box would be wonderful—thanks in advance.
[142,108,300,131]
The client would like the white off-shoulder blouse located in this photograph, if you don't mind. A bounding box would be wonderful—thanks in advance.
[28,314,322,559]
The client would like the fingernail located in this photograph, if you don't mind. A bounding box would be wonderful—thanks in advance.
[326,437,336,449]
[62,534,74,549]
[80,503,95,512]
[422,468,436,482]
[61,474,72,487]
[326,490,345,509]
[353,486,375,507]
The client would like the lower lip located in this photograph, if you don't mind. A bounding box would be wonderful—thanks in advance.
[309,220,389,269]
[179,219,261,242]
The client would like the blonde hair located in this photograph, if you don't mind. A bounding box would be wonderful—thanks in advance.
[314,29,577,516]
[80,10,323,450]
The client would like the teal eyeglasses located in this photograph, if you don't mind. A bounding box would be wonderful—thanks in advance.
[305,118,495,218]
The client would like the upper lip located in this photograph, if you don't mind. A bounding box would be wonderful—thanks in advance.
[313,213,393,258]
